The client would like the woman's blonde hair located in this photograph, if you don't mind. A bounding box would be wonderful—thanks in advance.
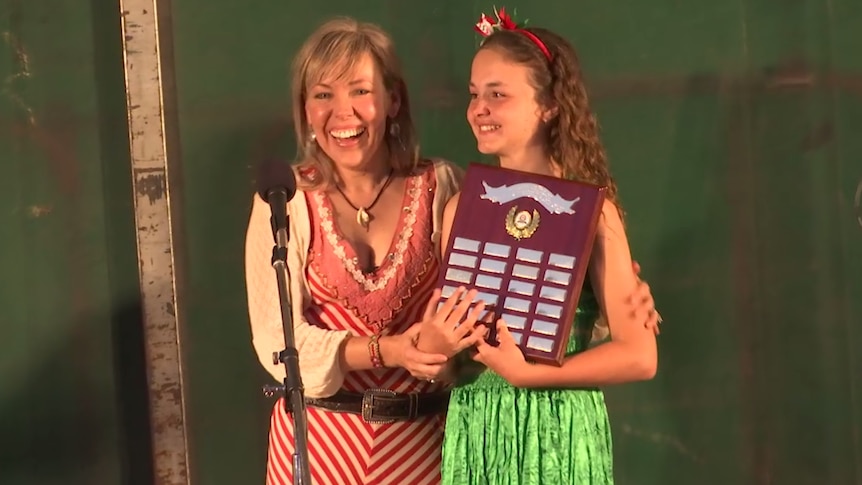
[290,17,420,189]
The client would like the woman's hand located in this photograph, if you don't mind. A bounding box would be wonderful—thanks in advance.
[380,323,449,381]
[415,287,489,357]
[631,261,662,335]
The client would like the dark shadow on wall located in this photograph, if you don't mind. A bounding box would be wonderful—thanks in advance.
[0,305,152,485]
[0,338,107,485]
[110,302,156,485]
[92,0,156,484]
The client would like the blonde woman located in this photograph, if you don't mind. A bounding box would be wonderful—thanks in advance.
[244,18,468,485]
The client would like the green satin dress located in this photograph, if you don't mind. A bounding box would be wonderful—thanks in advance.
[441,287,613,485]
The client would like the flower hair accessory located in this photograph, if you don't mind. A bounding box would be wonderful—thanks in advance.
[473,6,552,62]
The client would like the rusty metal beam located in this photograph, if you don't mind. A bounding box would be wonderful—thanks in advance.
[119,1,190,484]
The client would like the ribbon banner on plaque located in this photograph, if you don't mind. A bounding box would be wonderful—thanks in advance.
[437,163,606,366]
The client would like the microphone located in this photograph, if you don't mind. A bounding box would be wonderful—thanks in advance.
[256,160,297,250]
[255,160,311,484]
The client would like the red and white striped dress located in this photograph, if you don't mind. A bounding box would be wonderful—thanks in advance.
[266,167,445,485]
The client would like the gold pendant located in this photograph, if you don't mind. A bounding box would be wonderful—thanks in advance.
[505,206,541,240]
[356,207,370,228]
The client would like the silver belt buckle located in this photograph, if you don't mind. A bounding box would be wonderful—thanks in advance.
[361,388,397,424]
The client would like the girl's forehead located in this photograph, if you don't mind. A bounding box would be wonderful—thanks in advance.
[471,50,533,88]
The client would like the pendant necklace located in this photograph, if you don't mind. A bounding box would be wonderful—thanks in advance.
[335,168,394,229]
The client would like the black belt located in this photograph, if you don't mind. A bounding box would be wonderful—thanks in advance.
[306,389,449,423]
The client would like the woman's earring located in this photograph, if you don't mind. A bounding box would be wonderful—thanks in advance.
[305,130,317,153]
[388,121,406,151]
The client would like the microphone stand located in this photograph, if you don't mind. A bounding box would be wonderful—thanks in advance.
[261,188,312,485]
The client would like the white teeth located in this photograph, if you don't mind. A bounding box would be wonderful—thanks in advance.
[479,125,501,132]
[330,127,366,139]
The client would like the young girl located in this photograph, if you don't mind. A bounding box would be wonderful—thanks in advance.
[422,9,659,485]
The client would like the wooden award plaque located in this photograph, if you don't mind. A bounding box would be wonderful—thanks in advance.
[437,163,606,366]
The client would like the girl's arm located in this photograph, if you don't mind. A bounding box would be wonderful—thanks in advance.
[474,200,658,388]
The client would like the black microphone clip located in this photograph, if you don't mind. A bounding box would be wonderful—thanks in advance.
[256,160,297,250]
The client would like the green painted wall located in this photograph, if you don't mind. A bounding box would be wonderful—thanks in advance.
[0,1,152,484]
[1,0,859,484]
[169,1,861,484]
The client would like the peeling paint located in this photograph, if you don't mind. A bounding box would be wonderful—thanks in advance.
[120,0,190,483]
[27,205,52,218]
[136,172,167,204]
[2,31,36,127]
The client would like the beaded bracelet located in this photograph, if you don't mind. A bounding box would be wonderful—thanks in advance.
[368,335,384,368]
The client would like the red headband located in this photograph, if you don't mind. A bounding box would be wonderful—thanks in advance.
[474,7,552,62]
